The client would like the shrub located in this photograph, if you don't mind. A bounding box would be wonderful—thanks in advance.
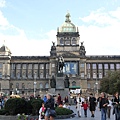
[55,107,73,115]
[31,98,44,115]
[5,98,27,115]
[0,109,8,115]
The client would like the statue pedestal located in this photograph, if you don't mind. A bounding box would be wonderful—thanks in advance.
[56,74,64,89]
[49,73,69,99]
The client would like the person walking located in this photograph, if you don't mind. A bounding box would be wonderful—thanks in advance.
[112,92,120,120]
[44,93,55,120]
[64,95,69,104]
[99,92,109,120]
[107,96,112,119]
[82,100,88,117]
[57,93,62,106]
[39,103,45,120]
[89,93,96,117]
[76,93,84,117]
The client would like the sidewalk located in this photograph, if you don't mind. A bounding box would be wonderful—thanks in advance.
[56,105,115,120]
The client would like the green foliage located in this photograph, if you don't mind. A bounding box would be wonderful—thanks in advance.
[55,107,73,115]
[31,98,44,115]
[100,70,120,94]
[5,98,27,115]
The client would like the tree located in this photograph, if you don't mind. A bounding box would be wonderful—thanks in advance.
[100,70,120,94]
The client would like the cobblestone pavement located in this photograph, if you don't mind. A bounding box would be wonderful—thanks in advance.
[56,105,115,120]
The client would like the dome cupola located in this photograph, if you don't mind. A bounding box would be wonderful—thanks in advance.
[59,12,76,32]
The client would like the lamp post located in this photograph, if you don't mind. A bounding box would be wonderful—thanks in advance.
[94,72,98,94]
[34,72,37,98]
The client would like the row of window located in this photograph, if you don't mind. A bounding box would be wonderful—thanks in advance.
[60,38,77,45]
[10,82,49,89]
[87,63,120,70]
[11,71,49,79]
[11,64,49,70]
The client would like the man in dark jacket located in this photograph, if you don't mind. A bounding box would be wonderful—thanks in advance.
[44,93,55,120]
[99,92,109,120]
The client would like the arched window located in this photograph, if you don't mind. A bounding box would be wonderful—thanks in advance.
[22,83,25,89]
[72,81,76,86]
[40,83,43,89]
[45,82,49,88]
[16,83,19,89]
[27,83,31,89]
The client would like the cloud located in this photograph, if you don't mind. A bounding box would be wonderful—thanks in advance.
[79,7,120,55]
[79,7,120,26]
[0,29,56,56]
[0,0,5,8]
[0,0,56,56]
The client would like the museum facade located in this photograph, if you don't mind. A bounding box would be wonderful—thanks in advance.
[0,13,120,96]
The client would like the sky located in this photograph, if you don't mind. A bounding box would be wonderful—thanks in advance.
[0,0,120,56]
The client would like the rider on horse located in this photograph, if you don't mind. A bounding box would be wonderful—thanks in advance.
[58,56,64,73]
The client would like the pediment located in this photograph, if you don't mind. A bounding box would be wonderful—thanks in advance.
[61,52,79,58]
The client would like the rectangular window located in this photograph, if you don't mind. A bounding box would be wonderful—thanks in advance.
[87,73,90,78]
[87,64,90,69]
[116,64,120,69]
[99,72,102,79]
[0,72,2,78]
[104,64,108,69]
[0,63,2,68]
[40,64,44,69]
[110,64,114,69]
[46,64,49,69]
[17,72,20,79]
[40,73,43,78]
[46,73,49,78]
[22,72,26,78]
[28,64,32,69]
[23,64,26,69]
[92,64,96,69]
[11,71,15,78]
[93,72,96,78]
[34,64,38,69]
[11,64,15,69]
[98,64,102,69]
[17,64,21,69]
[28,72,32,78]
[80,63,84,68]
[81,73,84,78]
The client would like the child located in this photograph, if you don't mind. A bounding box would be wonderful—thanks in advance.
[39,103,45,120]
[82,100,88,117]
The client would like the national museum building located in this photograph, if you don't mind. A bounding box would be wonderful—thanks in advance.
[0,13,120,96]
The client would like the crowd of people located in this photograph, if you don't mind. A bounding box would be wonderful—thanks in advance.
[0,91,120,120]
[38,92,120,120]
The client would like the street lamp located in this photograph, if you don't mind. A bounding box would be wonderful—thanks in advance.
[94,72,98,94]
[34,72,37,98]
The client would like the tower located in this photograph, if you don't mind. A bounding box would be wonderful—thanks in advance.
[0,42,11,95]
[56,12,80,56]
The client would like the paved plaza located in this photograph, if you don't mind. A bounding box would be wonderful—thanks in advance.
[0,105,115,120]
[56,105,115,120]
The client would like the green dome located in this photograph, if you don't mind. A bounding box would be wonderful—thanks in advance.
[59,13,76,32]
